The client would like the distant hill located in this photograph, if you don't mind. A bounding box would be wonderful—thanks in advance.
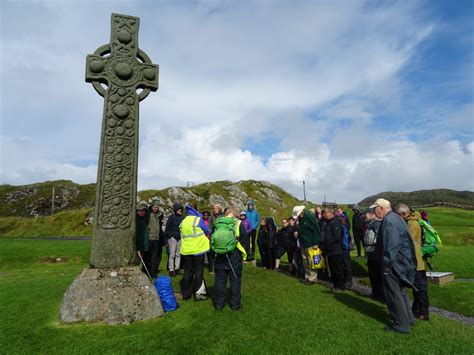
[0,179,303,222]
[358,189,474,208]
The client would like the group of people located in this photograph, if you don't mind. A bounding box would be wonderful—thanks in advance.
[135,197,430,334]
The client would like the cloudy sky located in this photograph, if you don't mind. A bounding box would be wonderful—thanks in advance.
[1,0,473,203]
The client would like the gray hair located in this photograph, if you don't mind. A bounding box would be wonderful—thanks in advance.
[395,203,410,214]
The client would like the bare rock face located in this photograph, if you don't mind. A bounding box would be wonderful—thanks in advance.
[60,267,164,325]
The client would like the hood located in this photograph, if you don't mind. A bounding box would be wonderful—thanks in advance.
[407,211,421,222]
[173,203,183,214]
[185,205,201,217]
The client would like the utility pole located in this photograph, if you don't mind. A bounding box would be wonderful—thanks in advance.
[51,186,55,215]
[303,180,307,204]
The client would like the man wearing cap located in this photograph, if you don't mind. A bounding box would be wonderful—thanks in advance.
[136,202,149,275]
[364,206,383,300]
[146,200,164,278]
[246,200,260,260]
[373,198,417,333]
[292,205,321,285]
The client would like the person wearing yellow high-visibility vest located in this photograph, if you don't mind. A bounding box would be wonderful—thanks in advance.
[179,204,210,301]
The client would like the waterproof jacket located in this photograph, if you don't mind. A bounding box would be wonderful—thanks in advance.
[406,212,425,271]
[241,218,252,234]
[180,205,210,256]
[246,208,260,231]
[352,211,364,233]
[148,210,164,241]
[298,212,321,248]
[259,226,278,248]
[379,211,417,289]
[278,225,294,248]
[321,218,343,256]
[136,214,149,252]
[165,203,183,242]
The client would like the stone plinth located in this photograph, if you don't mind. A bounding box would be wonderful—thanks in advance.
[60,267,164,324]
[426,271,455,286]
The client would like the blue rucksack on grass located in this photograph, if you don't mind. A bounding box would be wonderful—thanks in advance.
[341,224,350,250]
[154,276,178,312]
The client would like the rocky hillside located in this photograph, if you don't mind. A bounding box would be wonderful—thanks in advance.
[358,189,474,208]
[0,180,303,223]
[0,180,96,217]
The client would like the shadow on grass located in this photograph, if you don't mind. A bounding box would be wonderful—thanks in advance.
[331,291,390,326]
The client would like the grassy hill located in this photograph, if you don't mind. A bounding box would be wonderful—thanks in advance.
[358,189,474,207]
[0,180,305,237]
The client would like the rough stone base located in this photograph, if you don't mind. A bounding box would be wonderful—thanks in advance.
[60,267,164,324]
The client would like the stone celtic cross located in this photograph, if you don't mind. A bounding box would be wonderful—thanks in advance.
[86,13,159,268]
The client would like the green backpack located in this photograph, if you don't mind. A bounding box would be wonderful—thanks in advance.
[211,217,238,254]
[419,219,442,261]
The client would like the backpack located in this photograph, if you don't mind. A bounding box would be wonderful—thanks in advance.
[154,276,178,312]
[419,219,442,259]
[341,224,350,250]
[211,217,238,254]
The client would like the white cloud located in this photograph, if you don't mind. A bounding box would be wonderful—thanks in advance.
[1,1,473,204]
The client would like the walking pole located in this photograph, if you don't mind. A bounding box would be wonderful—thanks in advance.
[226,254,237,278]
[138,251,152,280]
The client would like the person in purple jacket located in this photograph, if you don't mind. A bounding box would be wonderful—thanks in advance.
[239,211,252,259]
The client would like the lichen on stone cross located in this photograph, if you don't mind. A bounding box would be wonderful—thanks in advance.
[85,13,159,268]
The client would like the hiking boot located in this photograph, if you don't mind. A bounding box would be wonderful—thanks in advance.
[169,271,176,277]
[175,269,181,275]
[418,315,430,321]
[195,294,208,301]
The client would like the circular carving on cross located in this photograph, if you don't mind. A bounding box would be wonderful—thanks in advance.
[107,58,140,86]
[113,104,130,119]
[90,59,104,73]
[117,30,132,44]
[143,68,156,81]
[115,62,133,80]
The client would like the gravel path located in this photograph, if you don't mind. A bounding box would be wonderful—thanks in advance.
[348,276,474,327]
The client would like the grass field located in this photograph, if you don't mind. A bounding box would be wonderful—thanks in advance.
[1,238,473,354]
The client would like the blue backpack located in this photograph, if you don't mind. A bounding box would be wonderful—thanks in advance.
[154,276,178,312]
[341,224,350,250]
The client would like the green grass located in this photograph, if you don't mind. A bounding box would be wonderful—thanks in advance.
[0,209,93,237]
[1,239,474,354]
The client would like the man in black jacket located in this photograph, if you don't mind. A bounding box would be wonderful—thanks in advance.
[374,198,417,334]
[352,206,365,258]
[165,203,183,277]
[321,207,346,292]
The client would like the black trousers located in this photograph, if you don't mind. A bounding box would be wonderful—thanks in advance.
[293,247,305,279]
[382,268,415,333]
[257,237,266,267]
[277,244,294,263]
[353,231,364,256]
[207,251,215,272]
[249,230,257,258]
[181,254,205,300]
[145,240,163,277]
[367,259,384,300]
[327,254,346,289]
[214,250,243,310]
[262,246,276,269]
[412,270,430,317]
[342,250,353,287]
